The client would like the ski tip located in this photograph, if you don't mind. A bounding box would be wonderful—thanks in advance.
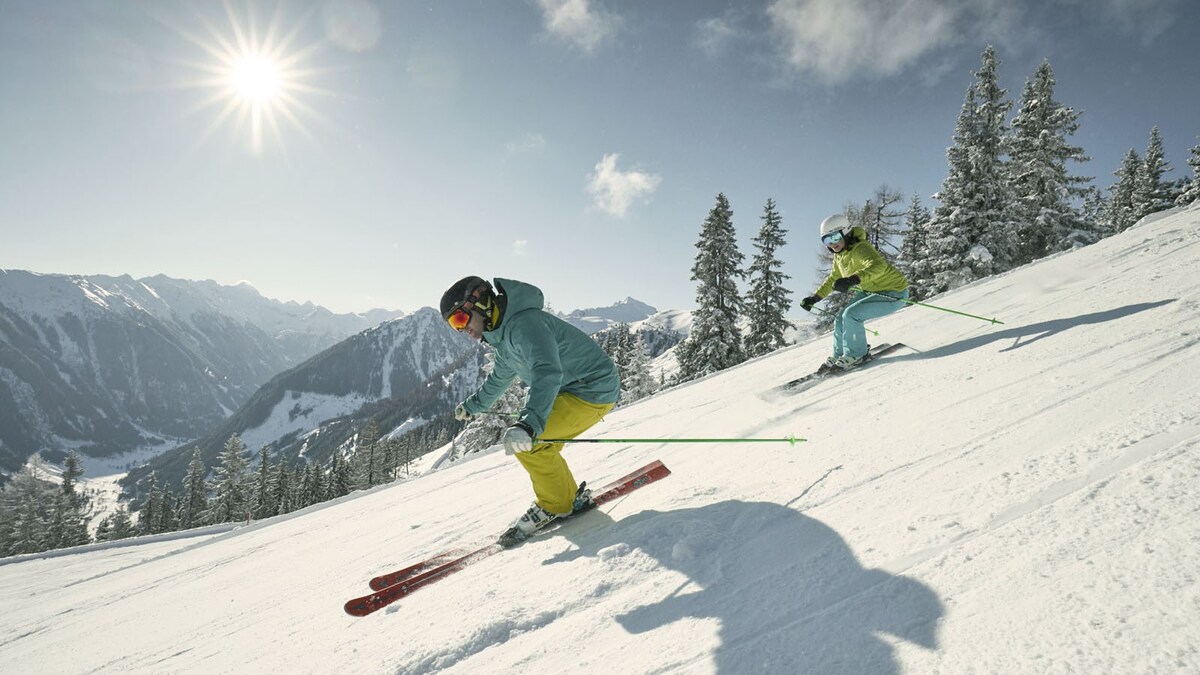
[344,598,374,617]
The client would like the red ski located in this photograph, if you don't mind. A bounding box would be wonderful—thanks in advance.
[344,459,671,617]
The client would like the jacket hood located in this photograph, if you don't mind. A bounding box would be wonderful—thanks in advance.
[486,278,544,340]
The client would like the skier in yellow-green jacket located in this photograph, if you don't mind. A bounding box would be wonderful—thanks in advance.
[800,214,910,371]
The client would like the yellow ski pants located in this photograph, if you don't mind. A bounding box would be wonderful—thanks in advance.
[514,392,614,515]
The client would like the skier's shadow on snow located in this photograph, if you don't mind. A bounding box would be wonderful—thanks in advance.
[890,300,1172,360]
[549,500,943,674]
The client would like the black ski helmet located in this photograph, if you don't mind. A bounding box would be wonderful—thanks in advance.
[440,276,496,324]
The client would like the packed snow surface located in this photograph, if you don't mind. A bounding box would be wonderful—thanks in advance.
[2,206,1198,673]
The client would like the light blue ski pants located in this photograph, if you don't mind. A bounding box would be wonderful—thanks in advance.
[832,288,910,359]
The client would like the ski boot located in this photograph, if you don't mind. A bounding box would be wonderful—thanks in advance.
[498,501,559,548]
[571,482,595,514]
[815,356,840,375]
[832,353,869,370]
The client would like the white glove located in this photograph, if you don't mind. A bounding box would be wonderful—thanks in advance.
[454,404,471,421]
[502,423,534,455]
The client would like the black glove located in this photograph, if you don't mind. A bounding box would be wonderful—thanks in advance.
[833,275,861,293]
[800,294,821,312]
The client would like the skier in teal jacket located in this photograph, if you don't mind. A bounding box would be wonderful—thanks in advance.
[441,276,620,546]
[800,214,910,371]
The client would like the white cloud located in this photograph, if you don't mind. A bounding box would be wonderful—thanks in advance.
[513,240,529,256]
[505,132,547,154]
[534,0,620,54]
[1087,0,1181,45]
[694,16,741,59]
[765,0,1184,84]
[766,0,961,84]
[586,154,661,218]
[322,0,383,53]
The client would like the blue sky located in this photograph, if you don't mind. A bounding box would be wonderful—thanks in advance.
[0,0,1196,315]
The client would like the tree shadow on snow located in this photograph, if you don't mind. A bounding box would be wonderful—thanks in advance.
[890,300,1174,361]
[550,500,943,674]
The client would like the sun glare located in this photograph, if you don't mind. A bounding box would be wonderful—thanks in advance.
[229,54,282,102]
[174,2,327,155]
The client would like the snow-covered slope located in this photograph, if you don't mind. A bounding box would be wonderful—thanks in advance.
[2,206,1199,673]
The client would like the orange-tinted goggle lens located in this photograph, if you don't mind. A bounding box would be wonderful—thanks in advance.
[447,308,472,331]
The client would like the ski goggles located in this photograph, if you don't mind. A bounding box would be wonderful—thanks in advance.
[821,230,845,246]
[446,306,473,331]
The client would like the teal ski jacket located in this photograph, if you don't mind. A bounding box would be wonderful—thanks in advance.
[462,278,620,437]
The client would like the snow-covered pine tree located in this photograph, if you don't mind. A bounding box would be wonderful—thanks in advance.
[898,193,934,300]
[211,434,249,524]
[141,473,161,534]
[745,198,792,358]
[106,506,135,540]
[607,323,634,385]
[1080,186,1107,235]
[1178,141,1200,206]
[300,464,324,508]
[1136,127,1173,218]
[972,45,1020,272]
[272,455,294,513]
[4,469,49,556]
[620,331,656,404]
[394,438,416,478]
[327,451,352,500]
[179,447,209,529]
[676,193,746,381]
[1008,60,1093,262]
[94,514,113,542]
[352,419,382,489]
[923,87,978,292]
[47,492,89,549]
[156,492,178,533]
[288,463,306,510]
[252,445,275,519]
[54,450,90,547]
[1105,149,1143,234]
[380,438,399,483]
[924,46,1019,293]
[61,450,85,512]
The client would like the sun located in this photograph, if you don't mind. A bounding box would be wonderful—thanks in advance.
[173,2,326,155]
[228,54,283,103]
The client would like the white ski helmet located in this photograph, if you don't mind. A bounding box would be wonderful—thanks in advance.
[819,214,851,239]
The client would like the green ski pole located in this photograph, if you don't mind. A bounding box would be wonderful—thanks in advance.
[854,288,1004,325]
[538,435,806,447]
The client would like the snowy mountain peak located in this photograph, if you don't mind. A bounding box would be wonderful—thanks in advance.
[560,296,658,334]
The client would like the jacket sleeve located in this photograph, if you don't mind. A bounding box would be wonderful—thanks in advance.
[814,270,836,298]
[509,317,563,438]
[464,352,517,415]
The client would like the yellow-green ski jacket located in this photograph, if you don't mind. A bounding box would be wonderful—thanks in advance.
[814,227,909,298]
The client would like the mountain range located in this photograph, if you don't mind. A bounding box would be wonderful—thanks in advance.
[0,270,402,474]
